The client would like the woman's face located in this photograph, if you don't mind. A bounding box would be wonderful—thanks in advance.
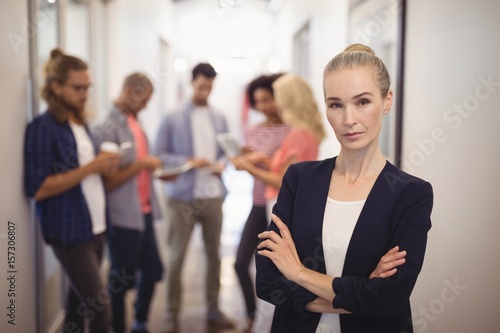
[324,67,392,152]
[253,88,279,119]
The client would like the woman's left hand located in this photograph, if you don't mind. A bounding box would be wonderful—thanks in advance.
[369,246,407,279]
[257,214,304,281]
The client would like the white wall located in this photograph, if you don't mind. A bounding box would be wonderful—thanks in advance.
[0,1,36,332]
[106,0,178,139]
[270,0,350,159]
[403,0,500,332]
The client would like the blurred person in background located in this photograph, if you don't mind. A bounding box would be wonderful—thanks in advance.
[24,48,120,333]
[93,72,164,333]
[233,74,291,332]
[155,63,233,332]
[231,73,326,331]
[231,73,326,215]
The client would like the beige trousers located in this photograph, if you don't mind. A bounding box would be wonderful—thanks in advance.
[164,197,224,314]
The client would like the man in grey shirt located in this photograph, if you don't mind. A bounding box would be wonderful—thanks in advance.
[155,63,233,332]
[93,73,164,333]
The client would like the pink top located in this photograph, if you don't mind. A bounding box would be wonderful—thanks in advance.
[245,123,291,206]
[265,127,319,200]
[127,115,152,214]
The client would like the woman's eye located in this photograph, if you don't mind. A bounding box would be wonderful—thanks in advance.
[357,99,369,106]
[329,103,342,109]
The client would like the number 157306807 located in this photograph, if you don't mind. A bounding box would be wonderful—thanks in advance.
[7,221,16,271]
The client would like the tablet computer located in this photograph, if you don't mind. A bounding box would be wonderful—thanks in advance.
[216,133,242,158]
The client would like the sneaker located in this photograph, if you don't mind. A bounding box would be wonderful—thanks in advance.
[207,309,235,329]
[162,313,178,333]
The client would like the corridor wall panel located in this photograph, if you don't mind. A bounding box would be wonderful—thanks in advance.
[0,0,37,332]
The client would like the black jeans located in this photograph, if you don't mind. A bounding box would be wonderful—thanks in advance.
[107,213,164,333]
[234,205,268,320]
[51,233,110,333]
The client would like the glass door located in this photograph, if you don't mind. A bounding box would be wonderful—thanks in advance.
[31,1,64,332]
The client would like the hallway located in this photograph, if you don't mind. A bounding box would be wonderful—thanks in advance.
[123,170,273,333]
[2,1,500,332]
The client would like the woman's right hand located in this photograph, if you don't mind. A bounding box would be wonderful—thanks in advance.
[369,246,407,279]
[244,151,268,165]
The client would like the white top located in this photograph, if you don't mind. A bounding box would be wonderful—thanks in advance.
[191,107,224,199]
[69,121,106,235]
[316,198,366,333]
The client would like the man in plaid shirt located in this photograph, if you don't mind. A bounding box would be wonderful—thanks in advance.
[24,48,119,333]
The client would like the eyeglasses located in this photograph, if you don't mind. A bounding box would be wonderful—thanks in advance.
[65,83,92,93]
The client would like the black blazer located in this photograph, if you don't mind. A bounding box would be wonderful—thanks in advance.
[256,157,433,333]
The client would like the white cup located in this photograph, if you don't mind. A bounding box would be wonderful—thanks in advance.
[120,141,133,150]
[100,141,120,153]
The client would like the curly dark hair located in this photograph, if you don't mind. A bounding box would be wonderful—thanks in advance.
[246,73,284,109]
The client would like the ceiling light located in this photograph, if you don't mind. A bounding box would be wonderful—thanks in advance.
[173,57,188,73]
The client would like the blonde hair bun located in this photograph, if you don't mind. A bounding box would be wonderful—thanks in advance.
[343,43,375,56]
[323,43,390,97]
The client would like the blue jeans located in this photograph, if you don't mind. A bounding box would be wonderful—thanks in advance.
[107,213,163,333]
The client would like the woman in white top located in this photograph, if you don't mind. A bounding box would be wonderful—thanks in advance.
[255,44,433,333]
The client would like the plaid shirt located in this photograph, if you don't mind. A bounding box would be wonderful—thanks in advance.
[24,112,97,245]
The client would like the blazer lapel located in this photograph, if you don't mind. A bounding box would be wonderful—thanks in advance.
[293,157,336,274]
[342,161,394,277]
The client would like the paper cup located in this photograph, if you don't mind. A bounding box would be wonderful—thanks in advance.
[100,141,120,153]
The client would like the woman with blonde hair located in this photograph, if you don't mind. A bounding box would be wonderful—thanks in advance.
[255,44,433,333]
[233,73,291,332]
[232,73,326,209]
[273,73,326,145]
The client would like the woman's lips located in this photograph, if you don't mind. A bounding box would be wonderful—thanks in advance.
[343,132,363,140]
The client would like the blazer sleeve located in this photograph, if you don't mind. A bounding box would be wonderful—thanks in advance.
[332,181,434,319]
[255,164,318,317]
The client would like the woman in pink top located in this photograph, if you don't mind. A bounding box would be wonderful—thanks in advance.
[232,74,326,331]
[233,74,290,332]
[233,73,326,202]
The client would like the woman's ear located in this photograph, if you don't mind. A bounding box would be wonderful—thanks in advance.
[384,90,393,114]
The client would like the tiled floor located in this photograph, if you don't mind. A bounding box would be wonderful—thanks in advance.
[124,169,274,333]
